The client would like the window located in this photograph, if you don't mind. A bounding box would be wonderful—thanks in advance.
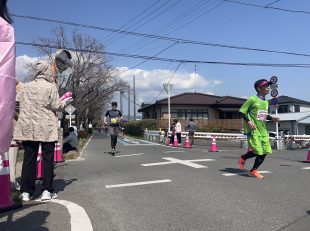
[163,109,209,120]
[294,105,300,112]
[278,105,290,113]
[187,110,208,120]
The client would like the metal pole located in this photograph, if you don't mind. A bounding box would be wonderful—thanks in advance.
[168,84,171,132]
[133,75,136,121]
[120,90,123,113]
[69,114,72,127]
[276,107,279,150]
[194,64,197,93]
[128,85,131,121]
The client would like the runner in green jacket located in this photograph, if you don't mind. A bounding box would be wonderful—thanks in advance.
[238,79,280,179]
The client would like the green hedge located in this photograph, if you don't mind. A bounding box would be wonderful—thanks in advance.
[125,120,157,137]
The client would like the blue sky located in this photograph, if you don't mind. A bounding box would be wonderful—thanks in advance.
[8,0,310,112]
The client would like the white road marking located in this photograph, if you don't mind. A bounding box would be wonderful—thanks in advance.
[302,167,310,169]
[118,137,158,146]
[35,199,93,231]
[222,171,272,176]
[116,153,144,158]
[164,150,185,153]
[80,135,94,158]
[142,157,215,169]
[105,179,172,188]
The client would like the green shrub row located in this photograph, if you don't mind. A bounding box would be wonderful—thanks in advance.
[125,120,157,137]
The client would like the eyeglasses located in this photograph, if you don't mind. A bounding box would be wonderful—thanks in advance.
[259,85,270,90]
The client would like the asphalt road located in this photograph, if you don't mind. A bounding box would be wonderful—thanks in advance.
[1,132,310,231]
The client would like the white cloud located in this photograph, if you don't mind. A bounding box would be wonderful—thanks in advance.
[16,55,40,80]
[117,67,223,104]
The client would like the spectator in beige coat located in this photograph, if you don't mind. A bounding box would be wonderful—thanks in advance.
[14,50,72,202]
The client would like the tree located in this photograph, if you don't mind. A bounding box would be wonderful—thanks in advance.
[31,26,126,128]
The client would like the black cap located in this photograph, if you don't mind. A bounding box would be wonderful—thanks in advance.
[254,79,272,91]
[111,102,117,106]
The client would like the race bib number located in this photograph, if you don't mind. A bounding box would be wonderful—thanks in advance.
[257,110,268,121]
[111,118,118,124]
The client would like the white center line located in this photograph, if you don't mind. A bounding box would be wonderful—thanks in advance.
[116,153,144,158]
[302,167,310,169]
[105,179,172,188]
[164,150,185,153]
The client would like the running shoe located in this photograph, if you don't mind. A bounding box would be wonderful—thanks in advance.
[238,157,246,170]
[52,192,58,199]
[20,192,30,202]
[248,170,264,179]
[112,148,116,156]
[41,190,52,201]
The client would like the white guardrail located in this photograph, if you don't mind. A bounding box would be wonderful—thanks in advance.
[144,130,310,148]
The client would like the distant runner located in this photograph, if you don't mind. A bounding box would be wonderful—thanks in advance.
[104,102,122,156]
[238,79,280,179]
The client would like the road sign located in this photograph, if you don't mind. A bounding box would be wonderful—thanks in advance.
[65,104,76,114]
[270,97,279,105]
[270,84,278,90]
[271,89,278,97]
[65,115,76,119]
[270,76,278,84]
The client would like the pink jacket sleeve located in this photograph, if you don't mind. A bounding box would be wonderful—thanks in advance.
[0,17,16,154]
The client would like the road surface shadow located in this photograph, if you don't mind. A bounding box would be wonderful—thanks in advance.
[54,178,78,195]
[219,168,250,177]
[298,161,310,164]
[31,178,77,199]
[220,155,238,159]
[0,203,49,231]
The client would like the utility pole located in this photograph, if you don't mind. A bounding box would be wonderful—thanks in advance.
[194,64,197,93]
[164,83,173,132]
[120,90,123,113]
[128,85,131,121]
[133,75,136,121]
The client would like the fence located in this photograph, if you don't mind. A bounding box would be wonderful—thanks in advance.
[156,119,243,132]
[144,130,310,149]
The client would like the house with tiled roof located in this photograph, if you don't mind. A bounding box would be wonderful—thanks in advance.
[138,92,246,120]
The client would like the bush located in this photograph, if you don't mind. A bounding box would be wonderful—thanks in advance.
[78,130,89,139]
[125,120,157,137]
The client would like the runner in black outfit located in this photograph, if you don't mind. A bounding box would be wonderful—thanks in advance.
[104,102,122,156]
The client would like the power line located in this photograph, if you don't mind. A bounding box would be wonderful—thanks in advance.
[265,0,281,8]
[149,62,182,103]
[223,0,310,15]
[105,0,181,45]
[16,41,310,68]
[11,13,310,58]
[111,42,178,77]
[102,0,163,42]
[123,41,178,72]
[115,0,219,57]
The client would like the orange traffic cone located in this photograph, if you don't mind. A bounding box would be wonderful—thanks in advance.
[307,146,310,162]
[209,136,219,152]
[172,134,179,147]
[184,133,191,149]
[0,152,21,212]
[36,144,43,180]
[54,142,64,163]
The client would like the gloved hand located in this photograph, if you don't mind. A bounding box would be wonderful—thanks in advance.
[248,121,257,130]
[60,91,73,102]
